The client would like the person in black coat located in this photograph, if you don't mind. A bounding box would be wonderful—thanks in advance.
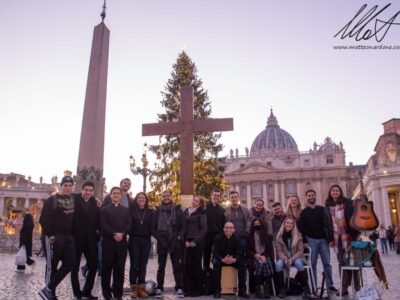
[100,186,131,300]
[183,196,207,296]
[151,190,186,298]
[212,222,250,299]
[128,192,153,298]
[70,181,100,299]
[203,190,225,270]
[17,209,35,271]
[246,219,274,299]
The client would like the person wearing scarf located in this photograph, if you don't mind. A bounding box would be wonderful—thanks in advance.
[183,196,207,297]
[324,184,360,297]
[275,216,310,299]
[151,190,186,298]
[246,218,274,299]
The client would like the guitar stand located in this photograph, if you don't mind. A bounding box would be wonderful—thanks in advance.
[309,272,330,299]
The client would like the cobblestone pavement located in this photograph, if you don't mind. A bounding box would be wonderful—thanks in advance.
[0,249,399,300]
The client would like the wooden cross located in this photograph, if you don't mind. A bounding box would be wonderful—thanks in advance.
[142,86,234,196]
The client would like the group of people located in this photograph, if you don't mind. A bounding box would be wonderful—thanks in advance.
[369,224,400,254]
[15,174,381,300]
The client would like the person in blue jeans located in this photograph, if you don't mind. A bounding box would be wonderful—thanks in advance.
[378,225,388,254]
[298,189,337,294]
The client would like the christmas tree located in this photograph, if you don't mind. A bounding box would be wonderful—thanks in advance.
[147,51,229,204]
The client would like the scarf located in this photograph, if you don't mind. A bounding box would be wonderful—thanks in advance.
[330,203,351,253]
[157,203,176,233]
[254,231,265,255]
[282,230,292,257]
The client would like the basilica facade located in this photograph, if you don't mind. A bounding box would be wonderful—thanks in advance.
[222,110,363,209]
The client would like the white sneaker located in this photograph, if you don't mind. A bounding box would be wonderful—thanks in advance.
[175,289,184,298]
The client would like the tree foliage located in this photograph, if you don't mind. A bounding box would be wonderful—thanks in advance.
[147,51,229,205]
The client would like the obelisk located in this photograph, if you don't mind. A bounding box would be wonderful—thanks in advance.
[75,2,110,198]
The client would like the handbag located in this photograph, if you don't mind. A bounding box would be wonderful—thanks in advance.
[253,257,274,276]
[15,245,27,266]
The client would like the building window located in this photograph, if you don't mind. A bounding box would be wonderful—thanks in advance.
[285,157,293,167]
[326,155,334,164]
[286,182,296,194]
[240,163,245,168]
[267,162,272,167]
[304,159,310,166]
[251,182,263,198]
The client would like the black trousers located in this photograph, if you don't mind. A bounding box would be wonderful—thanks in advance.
[101,238,128,299]
[203,232,218,270]
[45,234,76,292]
[157,251,182,290]
[185,241,205,293]
[71,236,98,297]
[129,237,151,284]
[213,259,247,294]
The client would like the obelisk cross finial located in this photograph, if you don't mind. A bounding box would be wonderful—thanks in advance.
[100,0,107,22]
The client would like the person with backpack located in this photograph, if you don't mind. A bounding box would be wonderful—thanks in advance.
[387,226,395,251]
[39,176,76,300]
[16,209,35,272]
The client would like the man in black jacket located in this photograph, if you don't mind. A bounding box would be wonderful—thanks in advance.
[70,181,100,300]
[100,186,131,300]
[212,222,249,299]
[203,189,225,270]
[39,176,76,300]
[152,190,186,298]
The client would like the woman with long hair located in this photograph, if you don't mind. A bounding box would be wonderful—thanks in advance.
[129,192,153,298]
[275,216,310,298]
[246,218,274,298]
[284,195,302,223]
[325,184,360,296]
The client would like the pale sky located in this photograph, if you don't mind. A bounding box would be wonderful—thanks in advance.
[0,1,399,192]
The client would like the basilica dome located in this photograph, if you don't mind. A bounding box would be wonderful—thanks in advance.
[250,110,298,155]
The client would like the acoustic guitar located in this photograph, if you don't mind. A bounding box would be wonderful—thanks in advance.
[350,171,379,231]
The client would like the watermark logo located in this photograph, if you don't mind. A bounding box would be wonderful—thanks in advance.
[333,3,400,50]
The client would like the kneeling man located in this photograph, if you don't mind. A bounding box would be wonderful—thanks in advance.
[212,222,249,299]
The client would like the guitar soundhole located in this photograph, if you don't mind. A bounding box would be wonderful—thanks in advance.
[361,205,368,211]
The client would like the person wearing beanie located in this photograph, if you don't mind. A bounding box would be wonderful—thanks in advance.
[39,176,76,300]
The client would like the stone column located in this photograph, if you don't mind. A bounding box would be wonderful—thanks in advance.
[274,181,279,203]
[12,198,17,209]
[246,183,252,209]
[280,182,286,208]
[262,182,268,205]
[380,187,391,226]
[0,197,4,217]
[25,198,30,209]
[371,186,382,224]
[315,179,323,205]
[296,180,302,197]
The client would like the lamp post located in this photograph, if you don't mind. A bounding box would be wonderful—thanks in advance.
[129,151,152,193]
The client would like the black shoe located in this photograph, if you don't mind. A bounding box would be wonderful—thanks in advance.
[191,291,202,297]
[238,292,250,299]
[278,288,286,298]
[336,290,348,297]
[214,293,221,299]
[328,286,338,293]
[39,287,54,300]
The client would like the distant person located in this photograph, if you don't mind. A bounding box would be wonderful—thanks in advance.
[39,176,76,300]
[212,222,250,299]
[387,226,395,251]
[17,209,35,272]
[378,225,388,254]
[128,192,153,299]
[298,189,337,293]
[100,187,131,300]
[70,181,100,300]
[394,225,400,254]
[369,230,379,247]
[271,202,285,240]
[183,195,207,296]
[152,190,186,298]
[203,189,225,271]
